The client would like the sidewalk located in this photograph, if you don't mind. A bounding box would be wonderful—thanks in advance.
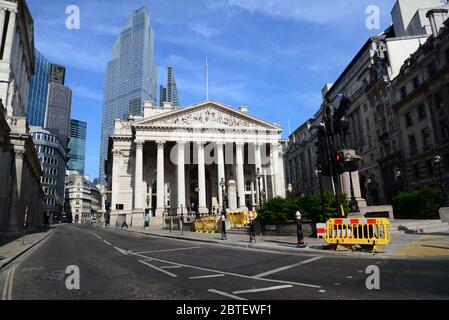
[0,228,53,269]
[99,224,449,259]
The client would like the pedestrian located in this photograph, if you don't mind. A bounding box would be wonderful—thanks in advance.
[249,213,256,244]
[220,213,227,240]
[296,211,306,248]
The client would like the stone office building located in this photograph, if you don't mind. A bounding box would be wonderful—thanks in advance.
[105,100,286,227]
[392,14,449,190]
[0,0,44,234]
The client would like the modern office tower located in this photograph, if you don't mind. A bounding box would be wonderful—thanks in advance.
[67,119,87,174]
[44,83,72,149]
[50,64,66,85]
[27,49,51,127]
[167,67,180,106]
[99,7,158,184]
[159,67,180,107]
[30,126,68,222]
[160,85,167,107]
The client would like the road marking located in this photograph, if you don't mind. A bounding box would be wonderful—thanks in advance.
[138,260,178,278]
[103,240,112,246]
[135,246,202,254]
[124,250,321,289]
[253,257,323,278]
[233,284,293,295]
[161,266,182,269]
[2,264,18,301]
[189,274,225,280]
[208,289,247,301]
[114,247,128,255]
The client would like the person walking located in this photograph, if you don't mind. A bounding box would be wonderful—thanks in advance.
[296,211,306,248]
[249,212,256,244]
[220,213,227,240]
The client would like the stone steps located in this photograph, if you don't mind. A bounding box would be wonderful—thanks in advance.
[390,220,449,234]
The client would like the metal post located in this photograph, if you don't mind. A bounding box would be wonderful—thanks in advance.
[180,205,184,236]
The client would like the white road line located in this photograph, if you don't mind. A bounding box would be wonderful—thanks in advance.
[124,250,321,289]
[1,268,12,300]
[190,274,225,280]
[103,240,112,246]
[208,289,247,301]
[233,285,293,295]
[7,265,16,300]
[135,246,201,254]
[114,247,128,255]
[161,266,182,269]
[138,260,178,278]
[253,257,323,278]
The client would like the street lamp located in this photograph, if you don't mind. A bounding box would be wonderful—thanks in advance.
[220,178,227,216]
[256,168,263,208]
[432,151,448,204]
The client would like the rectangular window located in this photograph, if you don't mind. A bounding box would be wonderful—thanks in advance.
[413,76,420,90]
[405,112,413,127]
[427,61,437,77]
[414,164,420,179]
[400,86,407,99]
[434,92,444,110]
[409,135,418,154]
[422,128,432,149]
[446,48,449,64]
[441,120,449,141]
[418,104,426,120]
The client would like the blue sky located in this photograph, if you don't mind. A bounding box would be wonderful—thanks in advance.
[27,0,395,180]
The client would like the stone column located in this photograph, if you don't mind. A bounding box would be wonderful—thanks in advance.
[227,180,238,212]
[197,142,208,214]
[254,143,263,205]
[236,142,247,211]
[340,171,368,210]
[132,140,144,227]
[277,144,286,198]
[217,142,225,208]
[0,9,6,50]
[110,149,121,220]
[271,143,279,197]
[177,142,186,214]
[4,10,16,61]
[0,147,11,231]
[156,141,165,216]
[8,148,25,233]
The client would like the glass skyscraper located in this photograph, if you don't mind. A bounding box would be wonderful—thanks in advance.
[67,119,87,174]
[160,67,180,107]
[99,7,158,184]
[27,49,51,127]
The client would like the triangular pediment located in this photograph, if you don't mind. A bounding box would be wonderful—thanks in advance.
[134,100,281,130]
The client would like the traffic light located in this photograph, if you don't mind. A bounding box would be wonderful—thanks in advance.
[333,151,347,174]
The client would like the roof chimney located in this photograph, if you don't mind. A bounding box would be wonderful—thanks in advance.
[426,8,449,38]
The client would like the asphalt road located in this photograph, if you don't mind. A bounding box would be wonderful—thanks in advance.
[1,223,449,300]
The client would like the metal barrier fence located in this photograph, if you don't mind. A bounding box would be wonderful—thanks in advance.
[324,218,391,253]
[226,212,258,227]
[194,216,218,233]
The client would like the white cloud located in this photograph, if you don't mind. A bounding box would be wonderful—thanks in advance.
[190,22,222,38]
[72,85,103,101]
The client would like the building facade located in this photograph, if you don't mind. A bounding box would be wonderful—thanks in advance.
[106,100,286,227]
[30,126,67,221]
[99,7,158,184]
[65,171,102,223]
[44,82,72,149]
[392,15,449,191]
[0,0,44,235]
[27,49,51,127]
[67,119,87,174]
[285,0,449,208]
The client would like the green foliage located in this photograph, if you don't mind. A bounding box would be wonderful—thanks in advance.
[258,193,349,224]
[393,188,444,219]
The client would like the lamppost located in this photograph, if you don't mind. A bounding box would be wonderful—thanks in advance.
[432,151,448,204]
[256,168,263,208]
[220,178,227,215]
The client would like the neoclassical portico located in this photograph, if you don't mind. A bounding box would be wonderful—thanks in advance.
[106,100,286,227]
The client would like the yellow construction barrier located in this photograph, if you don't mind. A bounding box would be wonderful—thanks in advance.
[194,216,218,233]
[226,212,258,227]
[324,218,391,253]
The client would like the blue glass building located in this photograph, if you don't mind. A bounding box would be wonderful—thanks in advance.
[67,119,87,174]
[27,49,51,127]
[99,7,158,184]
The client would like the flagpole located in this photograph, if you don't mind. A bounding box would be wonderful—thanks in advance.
[205,56,209,100]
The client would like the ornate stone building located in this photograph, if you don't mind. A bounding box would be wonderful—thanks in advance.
[105,100,286,227]
[0,0,44,235]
